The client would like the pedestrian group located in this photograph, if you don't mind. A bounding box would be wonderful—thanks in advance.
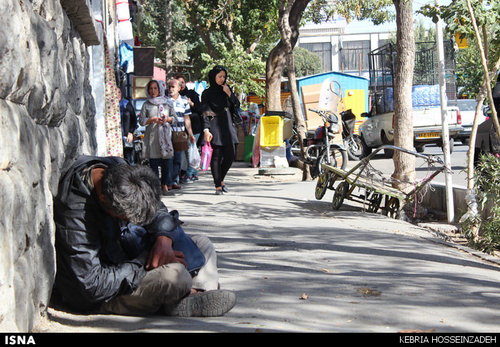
[121,65,239,196]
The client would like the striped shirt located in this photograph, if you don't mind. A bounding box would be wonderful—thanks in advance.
[168,96,192,132]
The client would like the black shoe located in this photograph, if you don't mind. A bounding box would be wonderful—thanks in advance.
[215,189,223,195]
[221,185,229,193]
[165,290,236,317]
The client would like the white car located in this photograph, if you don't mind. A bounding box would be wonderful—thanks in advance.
[455,99,487,144]
[359,106,463,157]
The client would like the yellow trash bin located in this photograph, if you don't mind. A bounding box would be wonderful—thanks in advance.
[259,116,283,147]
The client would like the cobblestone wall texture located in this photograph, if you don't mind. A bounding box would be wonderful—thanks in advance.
[0,0,96,331]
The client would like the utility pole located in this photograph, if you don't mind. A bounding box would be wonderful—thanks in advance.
[165,0,173,77]
[435,0,454,223]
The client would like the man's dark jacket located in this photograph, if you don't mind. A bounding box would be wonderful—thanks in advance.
[52,156,186,312]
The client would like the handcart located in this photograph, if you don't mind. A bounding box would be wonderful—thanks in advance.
[314,145,448,218]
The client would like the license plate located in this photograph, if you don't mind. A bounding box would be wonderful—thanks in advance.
[416,132,441,139]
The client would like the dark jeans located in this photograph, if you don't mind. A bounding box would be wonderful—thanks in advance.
[149,158,169,185]
[166,151,183,185]
[210,144,235,188]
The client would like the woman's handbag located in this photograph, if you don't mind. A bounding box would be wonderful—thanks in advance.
[200,142,213,171]
[171,113,190,151]
[172,130,189,151]
[225,107,242,126]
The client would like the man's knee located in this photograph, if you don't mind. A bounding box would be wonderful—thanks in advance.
[139,263,192,302]
[156,262,192,291]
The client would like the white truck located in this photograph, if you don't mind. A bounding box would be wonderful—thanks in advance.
[360,42,463,158]
[358,104,463,157]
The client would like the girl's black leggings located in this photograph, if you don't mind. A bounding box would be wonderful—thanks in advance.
[210,144,236,188]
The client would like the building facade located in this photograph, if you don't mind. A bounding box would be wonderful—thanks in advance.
[298,17,395,80]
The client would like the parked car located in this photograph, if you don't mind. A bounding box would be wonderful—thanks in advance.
[359,105,462,157]
[455,99,487,145]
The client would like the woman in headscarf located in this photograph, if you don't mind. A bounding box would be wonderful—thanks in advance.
[201,65,240,195]
[139,79,176,195]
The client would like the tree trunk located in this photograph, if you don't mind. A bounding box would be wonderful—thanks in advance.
[392,0,416,192]
[165,0,173,76]
[267,0,311,179]
[265,0,310,111]
[466,0,500,140]
[279,0,311,180]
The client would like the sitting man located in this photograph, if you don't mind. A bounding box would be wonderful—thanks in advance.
[52,155,236,317]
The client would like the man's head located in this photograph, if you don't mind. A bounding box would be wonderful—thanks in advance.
[100,164,161,225]
[168,78,181,98]
[174,74,187,91]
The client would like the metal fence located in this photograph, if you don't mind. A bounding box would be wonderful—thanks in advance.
[368,41,457,115]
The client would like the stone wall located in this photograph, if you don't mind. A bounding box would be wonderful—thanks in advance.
[0,0,96,331]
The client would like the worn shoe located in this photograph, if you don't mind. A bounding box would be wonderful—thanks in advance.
[221,185,229,193]
[215,189,223,195]
[168,183,182,190]
[165,290,236,317]
[161,185,169,196]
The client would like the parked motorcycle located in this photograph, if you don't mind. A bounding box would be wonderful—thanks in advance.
[341,109,364,161]
[289,109,347,178]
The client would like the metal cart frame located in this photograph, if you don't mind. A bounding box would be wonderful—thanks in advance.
[315,145,447,218]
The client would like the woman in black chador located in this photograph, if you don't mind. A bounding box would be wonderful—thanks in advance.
[201,65,240,195]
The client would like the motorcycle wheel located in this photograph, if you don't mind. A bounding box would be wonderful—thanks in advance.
[316,145,348,177]
[346,135,363,161]
[359,135,372,159]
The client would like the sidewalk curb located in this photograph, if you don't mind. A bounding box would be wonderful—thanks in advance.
[417,222,500,266]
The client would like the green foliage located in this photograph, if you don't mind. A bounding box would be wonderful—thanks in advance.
[461,153,500,254]
[291,47,322,77]
[304,0,394,25]
[136,0,397,93]
[418,1,500,98]
[455,44,484,98]
[201,37,266,97]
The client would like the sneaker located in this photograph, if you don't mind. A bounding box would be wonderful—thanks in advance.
[165,290,236,317]
[215,189,223,195]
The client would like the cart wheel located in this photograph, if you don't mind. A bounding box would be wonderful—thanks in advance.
[367,192,383,213]
[384,197,400,218]
[315,172,330,200]
[328,173,339,189]
[332,181,349,210]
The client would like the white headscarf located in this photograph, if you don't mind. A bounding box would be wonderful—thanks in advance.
[145,79,169,105]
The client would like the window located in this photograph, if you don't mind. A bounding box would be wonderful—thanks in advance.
[299,42,332,72]
[340,40,370,72]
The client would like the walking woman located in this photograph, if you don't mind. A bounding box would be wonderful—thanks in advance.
[201,65,240,195]
[139,80,175,195]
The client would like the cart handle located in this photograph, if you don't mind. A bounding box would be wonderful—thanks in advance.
[371,145,445,165]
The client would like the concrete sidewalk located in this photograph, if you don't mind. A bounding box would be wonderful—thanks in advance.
[40,163,500,333]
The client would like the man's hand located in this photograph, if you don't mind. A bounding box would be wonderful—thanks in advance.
[146,236,187,270]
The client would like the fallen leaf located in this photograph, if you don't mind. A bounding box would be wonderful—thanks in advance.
[357,287,382,297]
